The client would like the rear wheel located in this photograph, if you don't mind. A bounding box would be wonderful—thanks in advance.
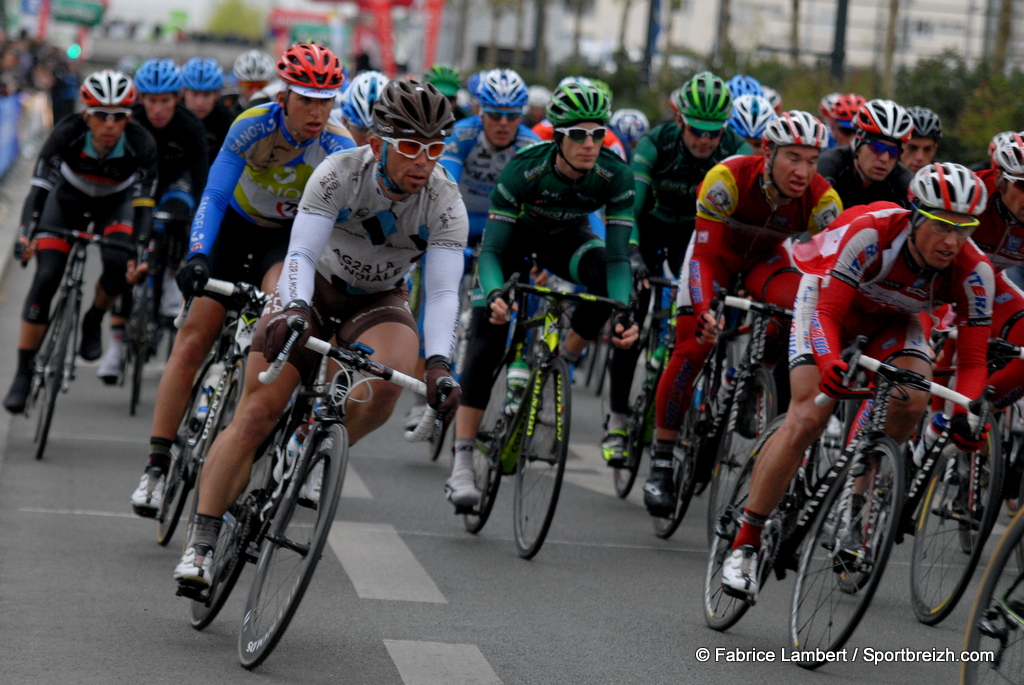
[464,366,508,534]
[513,357,570,559]
[617,358,655,499]
[652,372,708,539]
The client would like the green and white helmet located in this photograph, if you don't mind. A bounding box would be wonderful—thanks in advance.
[671,71,733,131]
[546,82,611,127]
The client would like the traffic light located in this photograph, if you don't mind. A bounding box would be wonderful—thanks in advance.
[67,44,82,59]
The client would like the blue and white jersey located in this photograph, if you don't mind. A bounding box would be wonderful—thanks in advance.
[439,116,540,219]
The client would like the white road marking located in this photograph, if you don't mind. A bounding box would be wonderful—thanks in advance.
[341,464,372,499]
[19,507,141,519]
[384,640,502,685]
[327,521,446,603]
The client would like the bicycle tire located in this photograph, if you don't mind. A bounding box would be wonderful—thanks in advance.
[34,295,75,461]
[790,436,905,669]
[652,375,707,539]
[126,282,151,416]
[238,422,349,669]
[617,384,652,499]
[962,508,1024,685]
[911,426,1003,626]
[189,500,249,630]
[464,366,508,534]
[706,365,776,544]
[513,356,570,559]
[427,418,448,462]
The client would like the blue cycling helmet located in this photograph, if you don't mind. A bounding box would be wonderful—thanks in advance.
[477,69,528,109]
[610,108,650,145]
[181,57,224,91]
[466,70,486,99]
[134,58,183,95]
[726,74,763,99]
[340,70,389,128]
[728,94,777,139]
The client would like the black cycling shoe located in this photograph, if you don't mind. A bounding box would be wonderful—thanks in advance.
[80,309,103,362]
[643,466,676,517]
[3,371,31,414]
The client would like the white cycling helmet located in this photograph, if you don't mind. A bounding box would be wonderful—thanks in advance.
[853,98,914,142]
[761,86,782,112]
[527,85,552,109]
[233,49,275,82]
[80,70,136,108]
[763,110,829,149]
[610,108,650,144]
[729,94,777,140]
[909,162,988,216]
[818,92,841,120]
[341,70,389,129]
[993,133,1024,179]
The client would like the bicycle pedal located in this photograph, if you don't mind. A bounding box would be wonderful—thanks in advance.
[720,584,757,606]
[175,583,209,603]
[453,504,475,516]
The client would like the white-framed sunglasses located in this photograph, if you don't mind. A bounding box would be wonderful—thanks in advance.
[382,136,446,160]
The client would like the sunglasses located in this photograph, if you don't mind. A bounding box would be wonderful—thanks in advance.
[915,204,980,238]
[685,124,724,140]
[483,110,523,122]
[1004,172,1024,192]
[86,108,131,122]
[865,138,901,158]
[555,126,607,142]
[382,136,446,160]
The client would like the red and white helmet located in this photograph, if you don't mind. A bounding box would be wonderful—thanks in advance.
[853,99,914,142]
[818,92,841,121]
[993,132,1024,179]
[80,70,136,108]
[763,110,829,149]
[909,162,988,216]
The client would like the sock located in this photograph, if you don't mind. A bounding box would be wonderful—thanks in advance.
[607,411,628,433]
[452,439,474,472]
[110,325,125,344]
[147,436,173,473]
[559,343,581,364]
[84,305,104,326]
[732,508,768,550]
[651,440,673,470]
[190,513,223,553]
[16,348,35,376]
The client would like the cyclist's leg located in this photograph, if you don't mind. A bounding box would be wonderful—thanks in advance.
[989,272,1024,409]
[863,316,931,443]
[405,256,428,430]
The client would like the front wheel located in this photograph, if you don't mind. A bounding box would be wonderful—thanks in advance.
[513,357,570,560]
[238,423,349,669]
[34,295,75,461]
[617,372,655,499]
[652,386,705,539]
[789,436,905,669]
[464,366,509,535]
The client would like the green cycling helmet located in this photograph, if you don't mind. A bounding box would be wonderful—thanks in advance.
[547,82,611,127]
[589,78,613,106]
[423,64,461,97]
[672,71,733,131]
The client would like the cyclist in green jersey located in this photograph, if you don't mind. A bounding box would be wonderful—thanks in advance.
[601,71,751,465]
[444,81,640,507]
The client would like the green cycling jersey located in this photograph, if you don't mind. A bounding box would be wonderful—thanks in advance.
[479,141,635,305]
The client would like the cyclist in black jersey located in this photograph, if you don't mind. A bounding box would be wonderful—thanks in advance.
[97,59,209,383]
[181,57,234,168]
[3,70,157,413]
[901,105,942,175]
[222,49,275,115]
[816,99,914,209]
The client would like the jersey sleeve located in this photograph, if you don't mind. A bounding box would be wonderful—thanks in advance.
[478,173,523,298]
[188,149,247,257]
[952,254,995,404]
[806,185,843,235]
[438,135,464,184]
[21,122,68,226]
[688,164,740,317]
[695,163,740,223]
[603,164,636,305]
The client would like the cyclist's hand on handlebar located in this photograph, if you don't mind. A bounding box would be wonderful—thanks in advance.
[529,265,549,287]
[695,311,723,344]
[262,299,314,363]
[612,311,639,349]
[175,254,211,298]
[950,412,989,453]
[15,233,38,263]
[487,291,516,325]
[125,259,149,285]
[818,358,849,398]
[425,356,460,426]
[628,244,649,289]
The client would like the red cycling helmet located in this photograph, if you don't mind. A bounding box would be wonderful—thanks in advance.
[829,93,866,128]
[276,43,344,92]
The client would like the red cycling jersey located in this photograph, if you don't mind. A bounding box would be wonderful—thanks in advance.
[969,168,1024,272]
[794,202,995,403]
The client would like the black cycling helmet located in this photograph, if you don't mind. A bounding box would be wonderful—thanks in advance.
[373,79,455,139]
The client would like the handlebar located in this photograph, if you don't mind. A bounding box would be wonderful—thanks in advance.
[174,276,263,329]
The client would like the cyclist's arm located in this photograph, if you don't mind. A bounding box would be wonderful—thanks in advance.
[952,256,996,404]
[478,179,521,299]
[630,134,657,246]
[689,163,739,319]
[277,208,333,304]
[422,243,464,360]
[438,136,464,184]
[20,125,66,230]
[806,184,843,236]
[130,134,159,246]
[183,110,210,206]
[187,149,247,257]
[604,172,636,305]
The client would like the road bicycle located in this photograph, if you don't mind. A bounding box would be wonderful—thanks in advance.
[155,277,267,547]
[704,336,990,669]
[458,274,627,559]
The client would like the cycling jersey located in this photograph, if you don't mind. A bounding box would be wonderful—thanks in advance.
[281,146,468,360]
[531,120,628,161]
[794,202,995,401]
[816,145,913,209]
[439,116,540,221]
[198,101,236,167]
[131,102,209,204]
[689,154,842,319]
[188,102,354,256]
[632,121,753,226]
[478,141,635,305]
[967,168,1024,272]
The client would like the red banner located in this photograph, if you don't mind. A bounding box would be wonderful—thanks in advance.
[370,0,396,77]
[422,0,445,71]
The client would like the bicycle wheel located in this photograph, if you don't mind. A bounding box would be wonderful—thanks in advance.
[790,436,905,669]
[126,284,150,416]
[238,422,348,669]
[617,357,654,499]
[652,373,708,539]
[464,366,508,534]
[911,427,1003,625]
[513,356,570,559]
[962,509,1024,685]
[34,295,75,461]
[706,365,776,544]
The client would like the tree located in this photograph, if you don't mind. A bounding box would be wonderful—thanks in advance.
[616,0,635,56]
[488,0,516,68]
[206,0,264,39]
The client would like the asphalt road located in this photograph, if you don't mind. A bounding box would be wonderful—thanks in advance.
[0,171,1003,684]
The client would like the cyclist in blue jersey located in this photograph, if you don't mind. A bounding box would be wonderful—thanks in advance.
[609,108,650,162]
[130,44,354,517]
[337,70,389,147]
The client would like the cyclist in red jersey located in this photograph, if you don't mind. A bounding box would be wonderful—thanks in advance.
[721,163,994,600]
[643,111,842,516]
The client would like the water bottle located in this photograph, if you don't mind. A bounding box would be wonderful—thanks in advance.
[650,344,666,372]
[195,361,225,421]
[913,413,949,468]
[505,359,531,416]
[715,367,736,407]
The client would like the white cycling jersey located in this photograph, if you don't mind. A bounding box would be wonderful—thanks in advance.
[281,146,469,359]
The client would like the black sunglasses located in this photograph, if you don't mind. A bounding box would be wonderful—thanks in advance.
[483,110,523,122]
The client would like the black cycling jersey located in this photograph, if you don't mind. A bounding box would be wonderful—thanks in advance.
[218,91,243,117]
[131,102,209,204]
[21,114,158,229]
[816,144,912,209]
[199,101,235,166]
